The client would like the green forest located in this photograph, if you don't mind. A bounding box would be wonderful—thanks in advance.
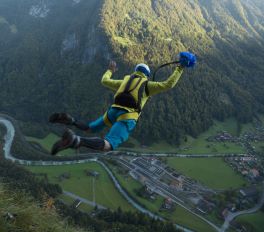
[0,0,263,145]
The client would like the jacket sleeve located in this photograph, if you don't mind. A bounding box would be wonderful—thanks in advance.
[101,70,122,91]
[147,66,184,96]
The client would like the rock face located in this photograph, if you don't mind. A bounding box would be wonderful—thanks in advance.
[82,25,111,64]
[62,33,78,52]
[29,3,50,18]
[72,0,81,4]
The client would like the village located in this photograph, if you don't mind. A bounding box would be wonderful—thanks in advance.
[112,154,263,224]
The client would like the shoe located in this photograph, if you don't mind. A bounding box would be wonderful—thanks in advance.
[51,129,79,155]
[49,113,75,125]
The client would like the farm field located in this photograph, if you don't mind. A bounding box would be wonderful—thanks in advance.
[26,118,249,155]
[122,118,250,154]
[166,157,246,189]
[27,162,134,211]
[26,133,74,155]
[108,163,216,232]
[252,142,264,154]
[178,118,246,154]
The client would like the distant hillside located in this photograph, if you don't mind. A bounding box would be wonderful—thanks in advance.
[0,184,84,232]
[0,0,264,144]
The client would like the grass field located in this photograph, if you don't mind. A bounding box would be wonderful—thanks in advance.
[109,164,216,232]
[27,162,134,211]
[120,137,179,153]
[121,118,249,154]
[166,157,246,189]
[252,142,264,154]
[178,118,246,154]
[26,117,250,155]
[235,211,264,232]
[26,133,74,155]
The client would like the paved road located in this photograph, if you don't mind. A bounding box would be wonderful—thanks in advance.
[1,116,263,232]
[117,151,247,158]
[0,117,99,165]
[0,116,193,232]
[220,183,264,231]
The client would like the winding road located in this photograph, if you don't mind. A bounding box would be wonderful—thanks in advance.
[220,186,264,232]
[1,116,263,232]
[0,117,191,232]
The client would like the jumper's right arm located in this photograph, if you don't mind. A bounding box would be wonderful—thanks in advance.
[101,70,122,91]
[101,61,122,91]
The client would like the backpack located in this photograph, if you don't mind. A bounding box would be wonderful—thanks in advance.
[114,74,149,112]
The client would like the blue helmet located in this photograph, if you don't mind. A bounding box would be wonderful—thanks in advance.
[135,63,151,77]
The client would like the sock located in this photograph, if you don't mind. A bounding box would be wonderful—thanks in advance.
[79,137,105,151]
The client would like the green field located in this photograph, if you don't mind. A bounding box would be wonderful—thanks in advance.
[109,164,216,232]
[27,162,134,211]
[252,142,264,154]
[120,137,179,153]
[26,133,74,155]
[166,157,246,189]
[121,118,248,154]
[59,193,75,205]
[26,117,250,155]
[178,118,246,154]
[235,211,264,232]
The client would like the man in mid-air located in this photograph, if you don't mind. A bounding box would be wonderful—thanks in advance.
[50,52,196,155]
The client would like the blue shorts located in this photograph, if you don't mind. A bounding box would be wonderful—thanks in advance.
[88,107,137,150]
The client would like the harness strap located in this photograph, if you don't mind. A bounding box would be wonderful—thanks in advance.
[124,75,142,93]
[117,112,139,121]
[103,111,139,127]
[103,112,112,127]
[137,80,148,112]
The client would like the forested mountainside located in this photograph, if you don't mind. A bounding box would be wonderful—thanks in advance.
[0,0,263,144]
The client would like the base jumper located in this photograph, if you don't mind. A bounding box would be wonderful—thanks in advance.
[49,52,196,155]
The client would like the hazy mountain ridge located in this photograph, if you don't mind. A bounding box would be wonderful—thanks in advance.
[0,0,263,144]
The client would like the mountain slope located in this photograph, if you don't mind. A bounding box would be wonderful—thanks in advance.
[101,0,264,142]
[0,0,263,144]
[0,184,85,232]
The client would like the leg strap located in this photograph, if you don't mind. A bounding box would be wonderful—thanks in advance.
[103,112,112,127]
[79,137,106,151]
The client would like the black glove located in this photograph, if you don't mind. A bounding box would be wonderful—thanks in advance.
[49,113,75,125]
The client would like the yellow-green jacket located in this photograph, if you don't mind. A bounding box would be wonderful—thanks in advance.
[101,66,184,124]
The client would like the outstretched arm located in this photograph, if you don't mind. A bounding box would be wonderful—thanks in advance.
[101,61,122,91]
[147,66,184,96]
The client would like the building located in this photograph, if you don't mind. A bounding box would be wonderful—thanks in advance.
[85,170,100,177]
[250,169,260,178]
[196,199,214,214]
[222,208,229,218]
[239,186,258,198]
[170,177,183,190]
[162,198,174,210]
